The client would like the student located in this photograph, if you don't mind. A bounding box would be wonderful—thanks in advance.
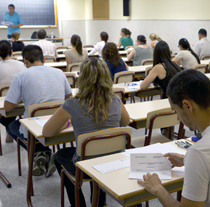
[102,42,128,81]
[118,28,133,50]
[11,32,25,52]
[0,45,72,177]
[34,29,58,58]
[140,41,181,99]
[89,31,108,58]
[149,33,162,48]
[195,28,210,59]
[127,35,153,66]
[64,34,88,71]
[138,69,210,207]
[43,58,130,207]
[0,40,26,143]
[172,38,200,70]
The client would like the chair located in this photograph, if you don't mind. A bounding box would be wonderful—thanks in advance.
[12,51,22,59]
[141,58,153,66]
[131,108,184,148]
[64,72,76,88]
[60,127,132,207]
[113,87,125,104]
[125,46,134,51]
[200,55,210,60]
[192,64,207,74]
[17,100,69,176]
[67,63,81,72]
[57,46,68,50]
[114,71,135,84]
[44,56,56,63]
[83,45,94,48]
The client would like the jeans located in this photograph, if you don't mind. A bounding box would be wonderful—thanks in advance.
[54,147,105,207]
[0,116,50,153]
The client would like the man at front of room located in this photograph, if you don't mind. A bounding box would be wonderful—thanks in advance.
[4,4,23,39]
[138,69,210,207]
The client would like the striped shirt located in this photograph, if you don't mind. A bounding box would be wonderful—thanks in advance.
[5,66,72,138]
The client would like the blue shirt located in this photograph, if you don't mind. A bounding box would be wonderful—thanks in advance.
[5,66,72,138]
[4,11,23,35]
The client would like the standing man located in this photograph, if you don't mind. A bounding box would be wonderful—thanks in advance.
[4,4,23,39]
[138,69,210,207]
[194,28,210,59]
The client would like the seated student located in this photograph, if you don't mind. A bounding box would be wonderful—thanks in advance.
[34,29,58,58]
[64,34,88,71]
[138,69,210,207]
[102,42,128,82]
[0,40,26,143]
[89,31,108,58]
[43,57,130,207]
[11,32,25,52]
[149,33,162,49]
[0,45,72,177]
[140,41,181,99]
[118,28,133,50]
[195,28,210,59]
[127,35,153,66]
[172,38,200,70]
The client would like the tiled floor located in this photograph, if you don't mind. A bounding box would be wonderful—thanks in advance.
[0,96,194,207]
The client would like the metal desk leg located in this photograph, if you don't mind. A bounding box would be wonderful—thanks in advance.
[0,171,11,188]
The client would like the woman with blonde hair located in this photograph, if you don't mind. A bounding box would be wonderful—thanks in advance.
[11,32,25,52]
[43,58,130,207]
[149,33,162,48]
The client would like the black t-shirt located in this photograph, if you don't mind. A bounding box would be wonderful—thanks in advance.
[12,41,25,52]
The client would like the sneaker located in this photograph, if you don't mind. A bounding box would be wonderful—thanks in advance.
[32,152,46,176]
[45,153,56,178]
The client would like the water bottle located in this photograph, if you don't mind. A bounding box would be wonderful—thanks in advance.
[51,31,54,39]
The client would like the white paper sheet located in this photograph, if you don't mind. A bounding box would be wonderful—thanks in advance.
[126,81,142,89]
[35,119,49,127]
[92,158,130,174]
[1,21,13,26]
[129,153,172,179]
[172,166,185,177]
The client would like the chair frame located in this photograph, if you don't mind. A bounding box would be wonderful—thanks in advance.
[83,45,94,48]
[64,73,76,88]
[68,63,81,72]
[114,72,135,84]
[0,86,10,97]
[192,64,208,74]
[141,58,153,66]
[113,90,125,104]
[201,55,210,60]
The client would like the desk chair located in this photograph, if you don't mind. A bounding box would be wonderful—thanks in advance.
[67,63,81,72]
[12,51,22,60]
[64,72,76,88]
[44,56,56,63]
[125,46,134,51]
[200,55,210,60]
[17,101,68,176]
[141,58,153,66]
[57,46,68,50]
[113,87,126,104]
[131,108,184,148]
[60,127,132,207]
[192,64,207,74]
[83,45,94,48]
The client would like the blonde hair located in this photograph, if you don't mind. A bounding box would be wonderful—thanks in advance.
[75,58,115,124]
[11,32,20,40]
[149,33,162,41]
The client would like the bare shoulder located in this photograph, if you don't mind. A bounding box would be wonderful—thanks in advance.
[153,64,165,72]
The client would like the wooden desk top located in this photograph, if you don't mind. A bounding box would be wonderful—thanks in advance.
[128,65,152,73]
[205,73,210,79]
[125,99,170,121]
[44,61,67,67]
[201,60,210,65]
[76,141,185,201]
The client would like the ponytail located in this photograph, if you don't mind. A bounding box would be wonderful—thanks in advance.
[121,28,131,38]
[71,34,83,55]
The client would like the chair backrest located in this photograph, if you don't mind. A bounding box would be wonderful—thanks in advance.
[27,100,65,117]
[56,46,68,50]
[77,127,132,159]
[83,45,94,48]
[145,66,153,76]
[201,55,210,60]
[44,56,56,63]
[12,51,22,57]
[146,108,179,129]
[88,55,99,58]
[125,46,134,51]
[0,84,10,97]
[67,63,81,72]
[64,72,76,88]
[192,64,207,74]
[114,71,134,83]
[141,58,153,66]
[112,87,125,103]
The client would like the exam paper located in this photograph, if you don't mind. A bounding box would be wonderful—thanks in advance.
[129,153,172,179]
[126,81,142,89]
[93,158,130,174]
[1,21,13,26]
[35,119,49,127]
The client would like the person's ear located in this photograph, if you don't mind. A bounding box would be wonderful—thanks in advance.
[182,100,193,113]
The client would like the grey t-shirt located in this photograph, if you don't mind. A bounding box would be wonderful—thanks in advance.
[62,95,122,163]
[133,46,153,66]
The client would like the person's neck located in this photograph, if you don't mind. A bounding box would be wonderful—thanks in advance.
[196,108,210,132]
[27,61,43,68]
[4,56,12,61]
[71,46,77,52]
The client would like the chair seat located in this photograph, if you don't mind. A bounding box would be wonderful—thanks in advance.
[131,133,171,148]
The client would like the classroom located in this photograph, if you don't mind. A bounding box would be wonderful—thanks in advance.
[1,0,210,207]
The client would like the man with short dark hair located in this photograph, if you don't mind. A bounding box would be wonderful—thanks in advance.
[195,28,210,59]
[4,4,23,39]
[138,69,210,207]
[34,29,58,58]
[0,45,72,177]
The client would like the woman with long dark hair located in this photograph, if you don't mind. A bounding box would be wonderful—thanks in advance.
[118,28,133,50]
[140,41,181,98]
[172,38,200,70]
[64,34,88,71]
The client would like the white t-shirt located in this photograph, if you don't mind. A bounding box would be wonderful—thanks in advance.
[195,38,210,59]
[182,125,210,206]
[0,59,26,85]
[176,50,198,69]
[89,41,105,58]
